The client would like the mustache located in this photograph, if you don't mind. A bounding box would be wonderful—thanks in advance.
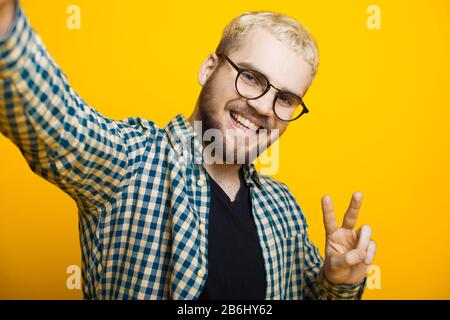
[226,101,271,129]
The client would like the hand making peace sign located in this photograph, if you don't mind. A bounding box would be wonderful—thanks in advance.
[321,192,377,285]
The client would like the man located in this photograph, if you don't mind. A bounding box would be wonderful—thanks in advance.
[0,0,376,299]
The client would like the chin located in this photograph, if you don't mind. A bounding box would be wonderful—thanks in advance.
[222,138,260,165]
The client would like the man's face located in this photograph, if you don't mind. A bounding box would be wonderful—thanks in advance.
[196,27,313,164]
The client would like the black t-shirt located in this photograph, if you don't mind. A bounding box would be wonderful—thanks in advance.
[198,167,267,300]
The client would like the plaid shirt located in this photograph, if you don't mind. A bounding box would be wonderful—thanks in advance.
[0,4,366,300]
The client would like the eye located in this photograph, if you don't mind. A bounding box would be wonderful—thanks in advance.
[242,71,257,83]
[240,71,268,88]
[277,93,297,107]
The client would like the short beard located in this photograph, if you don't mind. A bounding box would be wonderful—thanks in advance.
[198,74,221,136]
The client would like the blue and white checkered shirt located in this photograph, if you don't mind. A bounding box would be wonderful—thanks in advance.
[0,4,366,300]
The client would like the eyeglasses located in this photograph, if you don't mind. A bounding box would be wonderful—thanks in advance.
[217,53,309,122]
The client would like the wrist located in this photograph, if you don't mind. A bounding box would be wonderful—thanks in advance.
[319,268,367,299]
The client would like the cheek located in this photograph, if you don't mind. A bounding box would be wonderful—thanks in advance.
[275,121,288,133]
[210,75,240,107]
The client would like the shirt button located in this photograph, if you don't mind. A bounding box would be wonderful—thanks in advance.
[196,177,205,187]
[200,224,206,234]
[197,268,205,277]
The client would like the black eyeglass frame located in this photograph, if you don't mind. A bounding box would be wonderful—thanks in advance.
[217,53,309,122]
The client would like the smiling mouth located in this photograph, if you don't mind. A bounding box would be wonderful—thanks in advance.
[230,111,261,133]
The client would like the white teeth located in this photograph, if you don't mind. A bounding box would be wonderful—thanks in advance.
[231,112,260,132]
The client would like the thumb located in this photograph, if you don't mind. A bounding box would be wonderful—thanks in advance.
[330,248,366,269]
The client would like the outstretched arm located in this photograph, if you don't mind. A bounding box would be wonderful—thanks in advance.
[0,1,154,212]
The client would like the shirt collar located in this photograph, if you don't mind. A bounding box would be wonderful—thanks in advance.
[164,113,198,148]
[242,163,261,187]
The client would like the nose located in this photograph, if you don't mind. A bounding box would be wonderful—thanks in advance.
[246,87,277,117]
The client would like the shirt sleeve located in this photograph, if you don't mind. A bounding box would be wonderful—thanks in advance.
[0,2,154,212]
[302,230,367,300]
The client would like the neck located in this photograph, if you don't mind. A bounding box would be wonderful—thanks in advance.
[205,163,243,202]
[205,162,242,185]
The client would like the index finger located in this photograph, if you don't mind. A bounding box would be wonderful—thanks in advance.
[342,192,363,229]
[321,195,338,235]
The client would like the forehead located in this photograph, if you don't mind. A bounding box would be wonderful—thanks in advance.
[228,27,312,96]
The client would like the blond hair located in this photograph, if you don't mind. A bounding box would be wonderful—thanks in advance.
[216,11,319,79]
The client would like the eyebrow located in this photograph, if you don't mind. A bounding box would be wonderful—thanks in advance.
[236,60,303,97]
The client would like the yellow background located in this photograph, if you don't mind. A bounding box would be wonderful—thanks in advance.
[1,0,449,299]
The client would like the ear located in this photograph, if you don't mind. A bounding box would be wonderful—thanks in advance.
[198,53,220,86]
